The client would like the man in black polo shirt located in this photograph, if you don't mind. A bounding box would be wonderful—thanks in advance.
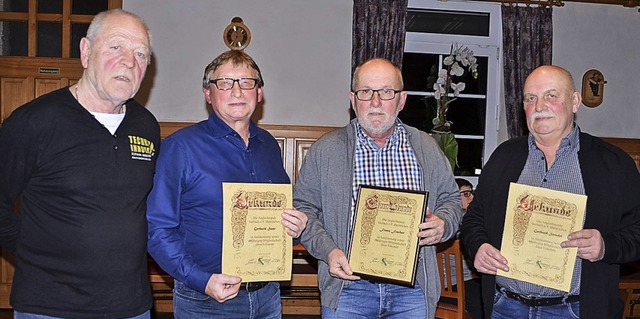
[0,9,159,319]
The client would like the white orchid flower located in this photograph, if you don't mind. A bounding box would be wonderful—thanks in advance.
[443,54,455,66]
[450,62,464,77]
[437,69,448,85]
[450,82,466,96]
[433,83,446,100]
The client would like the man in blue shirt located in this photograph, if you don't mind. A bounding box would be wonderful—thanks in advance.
[147,50,308,318]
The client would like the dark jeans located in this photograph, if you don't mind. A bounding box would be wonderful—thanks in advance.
[173,280,281,319]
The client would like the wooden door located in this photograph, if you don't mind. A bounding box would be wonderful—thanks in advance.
[0,0,122,308]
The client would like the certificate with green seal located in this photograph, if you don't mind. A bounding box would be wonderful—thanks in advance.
[221,183,292,282]
[348,185,428,287]
[497,183,586,292]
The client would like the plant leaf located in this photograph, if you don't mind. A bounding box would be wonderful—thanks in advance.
[431,132,458,171]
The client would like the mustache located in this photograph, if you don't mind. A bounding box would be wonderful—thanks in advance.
[531,111,555,120]
[366,109,388,116]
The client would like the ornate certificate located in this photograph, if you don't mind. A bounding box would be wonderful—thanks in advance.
[221,183,292,282]
[348,185,428,286]
[497,183,587,292]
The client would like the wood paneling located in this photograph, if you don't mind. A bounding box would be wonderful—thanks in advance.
[602,137,640,171]
[0,78,32,122]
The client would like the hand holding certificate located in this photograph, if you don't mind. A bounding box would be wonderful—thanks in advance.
[348,185,428,286]
[221,183,293,283]
[497,183,586,292]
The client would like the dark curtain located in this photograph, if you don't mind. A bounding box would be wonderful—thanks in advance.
[352,0,408,73]
[502,5,553,138]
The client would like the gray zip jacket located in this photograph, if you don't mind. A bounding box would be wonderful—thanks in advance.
[294,120,462,318]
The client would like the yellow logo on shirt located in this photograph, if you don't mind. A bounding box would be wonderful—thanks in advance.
[128,135,155,161]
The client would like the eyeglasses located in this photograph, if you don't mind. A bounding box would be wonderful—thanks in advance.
[209,78,258,90]
[353,89,401,101]
[460,190,474,198]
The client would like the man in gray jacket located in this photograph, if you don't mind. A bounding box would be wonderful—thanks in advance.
[294,58,462,318]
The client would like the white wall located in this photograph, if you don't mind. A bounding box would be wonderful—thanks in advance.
[553,2,640,139]
[124,0,353,127]
[124,1,638,139]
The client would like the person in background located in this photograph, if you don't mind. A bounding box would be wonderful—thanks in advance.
[461,65,640,319]
[146,50,308,319]
[451,178,483,319]
[0,9,158,319]
[294,58,461,318]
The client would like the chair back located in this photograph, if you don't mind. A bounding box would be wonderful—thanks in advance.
[435,239,470,319]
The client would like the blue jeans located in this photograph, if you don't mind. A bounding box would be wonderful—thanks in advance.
[322,280,426,318]
[173,280,281,319]
[492,289,580,319]
[14,310,150,319]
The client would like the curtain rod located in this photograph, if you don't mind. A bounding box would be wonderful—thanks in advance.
[479,0,565,7]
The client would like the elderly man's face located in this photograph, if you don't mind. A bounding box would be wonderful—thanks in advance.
[349,59,407,139]
[203,61,263,128]
[523,66,581,142]
[80,13,150,107]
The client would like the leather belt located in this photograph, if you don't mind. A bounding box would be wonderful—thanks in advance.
[500,288,579,307]
[240,282,268,292]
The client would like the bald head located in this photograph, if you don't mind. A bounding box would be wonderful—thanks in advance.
[352,58,404,92]
[524,65,576,93]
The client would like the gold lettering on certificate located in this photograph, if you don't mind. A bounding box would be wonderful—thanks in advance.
[230,190,286,249]
[355,193,418,279]
[222,183,292,282]
[498,183,586,292]
[511,192,580,247]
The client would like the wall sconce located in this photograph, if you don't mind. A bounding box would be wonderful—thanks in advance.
[581,69,607,108]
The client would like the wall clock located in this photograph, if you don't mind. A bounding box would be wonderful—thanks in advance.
[223,17,251,50]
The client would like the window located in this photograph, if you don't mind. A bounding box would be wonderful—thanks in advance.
[0,0,114,58]
[400,0,502,180]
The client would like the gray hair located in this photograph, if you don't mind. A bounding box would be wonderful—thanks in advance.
[86,9,153,63]
[202,50,264,89]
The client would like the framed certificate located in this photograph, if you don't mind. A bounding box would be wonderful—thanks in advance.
[348,185,428,287]
[221,183,292,282]
[497,183,586,292]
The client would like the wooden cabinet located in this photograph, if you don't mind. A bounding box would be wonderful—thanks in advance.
[0,57,83,123]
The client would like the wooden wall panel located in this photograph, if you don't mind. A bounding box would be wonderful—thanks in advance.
[1,77,33,122]
[34,78,63,98]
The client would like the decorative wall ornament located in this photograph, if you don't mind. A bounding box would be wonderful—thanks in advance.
[581,69,607,108]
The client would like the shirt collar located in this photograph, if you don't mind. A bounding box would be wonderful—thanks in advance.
[353,119,403,149]
[206,112,260,141]
[528,124,581,153]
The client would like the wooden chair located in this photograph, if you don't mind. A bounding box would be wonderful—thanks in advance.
[435,239,471,319]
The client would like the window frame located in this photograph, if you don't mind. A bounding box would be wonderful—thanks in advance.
[404,0,502,183]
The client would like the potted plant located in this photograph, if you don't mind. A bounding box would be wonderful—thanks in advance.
[429,43,478,170]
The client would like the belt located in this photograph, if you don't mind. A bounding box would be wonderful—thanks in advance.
[500,289,579,307]
[240,282,268,292]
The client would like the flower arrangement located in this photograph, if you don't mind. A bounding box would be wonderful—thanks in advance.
[431,43,479,133]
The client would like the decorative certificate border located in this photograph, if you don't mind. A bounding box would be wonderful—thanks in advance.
[222,183,292,282]
[348,185,428,287]
[498,183,586,292]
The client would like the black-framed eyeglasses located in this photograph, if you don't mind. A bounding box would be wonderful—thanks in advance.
[460,190,474,198]
[209,78,258,90]
[353,88,401,101]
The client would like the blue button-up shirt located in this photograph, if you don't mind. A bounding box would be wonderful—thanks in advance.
[147,113,290,294]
